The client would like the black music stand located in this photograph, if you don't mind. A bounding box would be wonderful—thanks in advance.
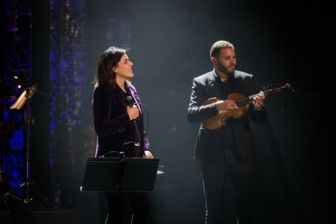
[80,157,160,192]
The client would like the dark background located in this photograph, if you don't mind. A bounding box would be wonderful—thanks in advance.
[2,0,331,223]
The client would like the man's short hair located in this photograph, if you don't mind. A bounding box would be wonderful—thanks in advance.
[210,40,234,58]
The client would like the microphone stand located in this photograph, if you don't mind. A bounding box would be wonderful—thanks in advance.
[22,86,34,205]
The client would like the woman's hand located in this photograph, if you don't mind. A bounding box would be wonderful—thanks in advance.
[143,150,154,159]
[127,105,139,120]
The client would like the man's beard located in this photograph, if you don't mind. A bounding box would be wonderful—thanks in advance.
[217,63,235,76]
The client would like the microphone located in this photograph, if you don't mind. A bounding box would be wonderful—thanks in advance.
[126,95,142,148]
[126,95,139,122]
[126,95,135,106]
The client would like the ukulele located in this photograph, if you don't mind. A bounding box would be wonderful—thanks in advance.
[202,83,291,130]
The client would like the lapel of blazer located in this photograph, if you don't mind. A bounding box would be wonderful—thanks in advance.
[208,70,217,86]
[207,70,222,98]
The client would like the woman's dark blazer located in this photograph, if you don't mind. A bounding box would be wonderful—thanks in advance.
[93,82,150,158]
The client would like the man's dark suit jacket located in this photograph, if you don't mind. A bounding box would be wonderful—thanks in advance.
[93,82,150,158]
[187,70,266,162]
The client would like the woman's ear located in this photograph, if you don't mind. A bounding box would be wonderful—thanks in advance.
[112,65,117,73]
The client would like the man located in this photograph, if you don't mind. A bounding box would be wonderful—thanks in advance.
[187,40,266,224]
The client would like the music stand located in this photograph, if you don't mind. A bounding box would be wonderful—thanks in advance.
[80,157,160,192]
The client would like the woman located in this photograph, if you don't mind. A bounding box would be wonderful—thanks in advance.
[93,46,153,224]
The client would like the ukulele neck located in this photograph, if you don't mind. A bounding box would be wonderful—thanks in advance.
[235,95,256,107]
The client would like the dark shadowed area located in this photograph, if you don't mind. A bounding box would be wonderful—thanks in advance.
[1,0,331,223]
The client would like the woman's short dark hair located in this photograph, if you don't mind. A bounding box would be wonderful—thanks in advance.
[94,46,126,88]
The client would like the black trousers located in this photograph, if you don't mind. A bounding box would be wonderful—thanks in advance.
[201,152,257,224]
[105,192,150,224]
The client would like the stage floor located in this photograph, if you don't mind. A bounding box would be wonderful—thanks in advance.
[0,209,81,224]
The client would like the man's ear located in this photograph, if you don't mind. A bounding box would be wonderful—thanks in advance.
[211,56,217,65]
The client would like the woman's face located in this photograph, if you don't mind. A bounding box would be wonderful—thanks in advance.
[113,54,134,80]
